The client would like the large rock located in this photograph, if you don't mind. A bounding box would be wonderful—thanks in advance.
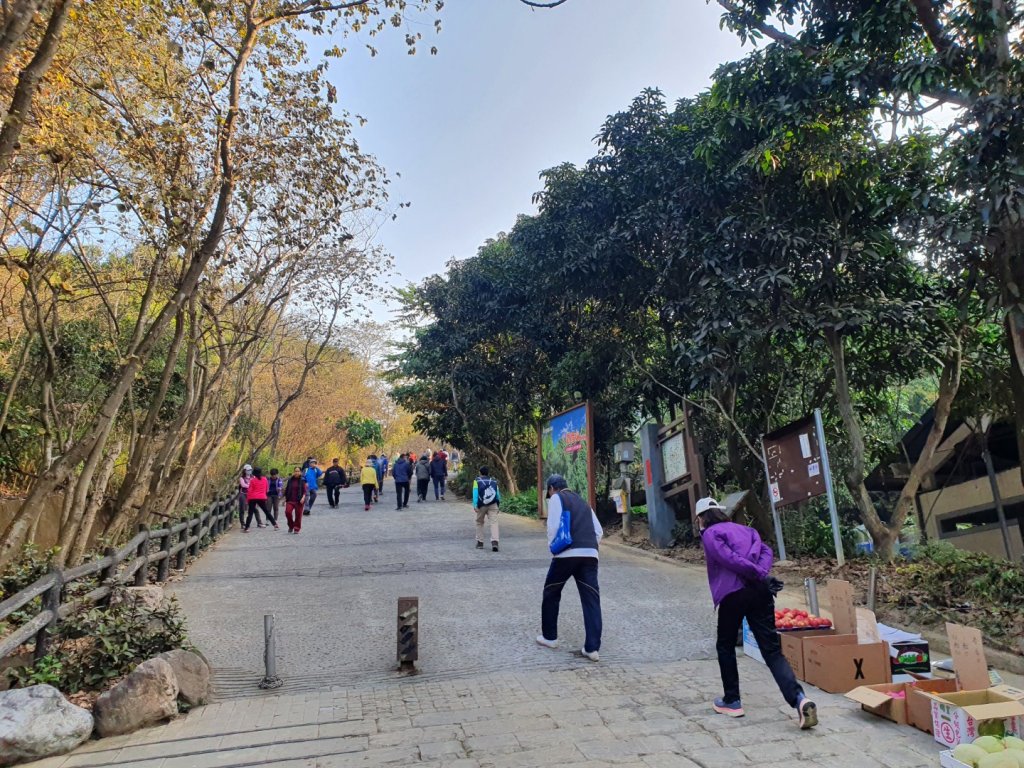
[93,658,178,737]
[158,650,210,707]
[0,684,93,766]
[110,586,167,613]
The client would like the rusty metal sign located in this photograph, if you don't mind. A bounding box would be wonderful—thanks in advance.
[762,415,825,509]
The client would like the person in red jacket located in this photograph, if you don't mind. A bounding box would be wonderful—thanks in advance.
[244,467,278,531]
[283,466,308,533]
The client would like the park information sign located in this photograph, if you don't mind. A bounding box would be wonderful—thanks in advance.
[762,415,825,508]
[537,402,596,518]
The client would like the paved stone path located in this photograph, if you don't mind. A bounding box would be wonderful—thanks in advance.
[32,485,945,767]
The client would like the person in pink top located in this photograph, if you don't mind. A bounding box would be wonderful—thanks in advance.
[244,467,278,531]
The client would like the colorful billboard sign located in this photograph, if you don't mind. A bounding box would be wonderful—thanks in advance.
[537,403,596,517]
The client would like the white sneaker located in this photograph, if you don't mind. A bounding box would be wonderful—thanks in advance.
[580,648,599,662]
[536,635,558,649]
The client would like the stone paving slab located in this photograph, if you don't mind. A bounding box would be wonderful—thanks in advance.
[24,485,950,767]
[30,658,944,767]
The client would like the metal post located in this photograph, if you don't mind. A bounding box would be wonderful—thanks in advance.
[981,444,1014,560]
[813,408,846,566]
[259,614,281,689]
[867,566,878,613]
[620,463,632,538]
[805,577,820,616]
[760,441,787,561]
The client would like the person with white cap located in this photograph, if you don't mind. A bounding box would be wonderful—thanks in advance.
[695,496,817,729]
[535,474,603,661]
[237,465,253,526]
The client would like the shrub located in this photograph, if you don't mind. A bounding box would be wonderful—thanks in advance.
[502,488,538,518]
[13,596,189,693]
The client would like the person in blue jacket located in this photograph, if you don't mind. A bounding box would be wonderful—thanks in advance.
[472,466,501,551]
[303,459,323,515]
[392,453,413,509]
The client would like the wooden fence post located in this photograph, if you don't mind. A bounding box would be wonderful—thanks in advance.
[99,546,117,605]
[157,526,172,582]
[189,514,200,557]
[176,519,188,570]
[34,568,63,662]
[134,524,149,587]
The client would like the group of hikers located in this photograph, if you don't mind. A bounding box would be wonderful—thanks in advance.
[357,450,451,510]
[236,450,455,530]
[234,448,816,731]
[235,457,349,533]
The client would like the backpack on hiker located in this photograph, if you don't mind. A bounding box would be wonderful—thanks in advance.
[476,477,498,507]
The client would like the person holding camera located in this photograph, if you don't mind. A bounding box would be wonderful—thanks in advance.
[695,496,817,729]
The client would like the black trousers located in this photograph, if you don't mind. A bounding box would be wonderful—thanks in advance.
[245,498,275,528]
[541,556,602,653]
[395,482,410,508]
[326,484,341,507]
[416,478,430,499]
[362,484,376,506]
[716,582,803,707]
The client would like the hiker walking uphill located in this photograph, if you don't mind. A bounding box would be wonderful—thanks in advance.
[283,466,308,533]
[430,452,448,500]
[360,457,380,511]
[414,454,431,501]
[472,466,501,552]
[268,468,283,523]
[392,453,412,509]
[695,496,817,730]
[536,474,603,661]
[323,459,347,509]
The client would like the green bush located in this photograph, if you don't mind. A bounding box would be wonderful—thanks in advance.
[13,595,189,693]
[779,505,858,558]
[630,504,648,519]
[502,488,538,518]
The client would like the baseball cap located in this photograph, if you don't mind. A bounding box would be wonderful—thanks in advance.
[546,474,568,490]
[695,497,727,516]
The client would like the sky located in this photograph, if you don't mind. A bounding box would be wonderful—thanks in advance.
[321,1,747,320]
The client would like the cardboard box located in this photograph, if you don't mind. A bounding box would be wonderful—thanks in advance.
[926,687,1024,748]
[780,628,835,680]
[803,634,891,693]
[906,678,959,733]
[845,682,910,725]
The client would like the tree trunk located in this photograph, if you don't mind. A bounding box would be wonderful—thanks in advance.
[0,0,73,175]
[826,328,962,560]
[66,439,122,565]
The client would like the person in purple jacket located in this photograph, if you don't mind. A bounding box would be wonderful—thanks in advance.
[696,496,818,730]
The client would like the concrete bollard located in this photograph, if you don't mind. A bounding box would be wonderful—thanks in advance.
[397,597,419,673]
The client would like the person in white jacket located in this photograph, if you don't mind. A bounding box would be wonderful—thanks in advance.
[536,474,604,661]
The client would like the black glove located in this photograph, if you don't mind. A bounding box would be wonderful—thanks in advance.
[765,576,784,596]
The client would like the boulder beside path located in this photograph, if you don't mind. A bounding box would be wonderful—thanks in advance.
[158,649,211,707]
[93,657,178,738]
[0,684,93,766]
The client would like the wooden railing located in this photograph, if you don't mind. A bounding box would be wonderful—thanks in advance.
[0,489,238,662]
